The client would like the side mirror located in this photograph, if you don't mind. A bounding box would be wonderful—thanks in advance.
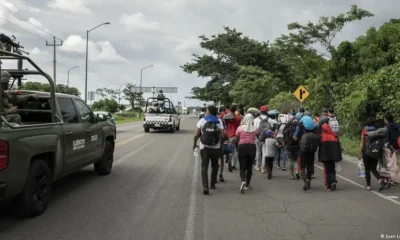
[97,114,107,122]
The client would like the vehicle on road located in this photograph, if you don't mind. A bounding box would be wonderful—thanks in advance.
[143,90,181,133]
[182,107,188,115]
[0,41,116,217]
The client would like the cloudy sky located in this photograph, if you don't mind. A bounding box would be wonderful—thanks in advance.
[0,0,399,106]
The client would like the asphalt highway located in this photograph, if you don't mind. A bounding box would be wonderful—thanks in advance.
[1,116,400,240]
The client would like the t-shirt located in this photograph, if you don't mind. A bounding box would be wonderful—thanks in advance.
[235,126,259,145]
[264,138,277,157]
[196,118,224,149]
[226,114,242,139]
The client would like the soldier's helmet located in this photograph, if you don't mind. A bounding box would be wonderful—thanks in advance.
[1,71,10,83]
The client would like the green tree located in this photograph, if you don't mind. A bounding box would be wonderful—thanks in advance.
[91,99,119,113]
[119,104,126,111]
[182,27,291,104]
[21,82,80,96]
[95,88,118,100]
[123,83,141,110]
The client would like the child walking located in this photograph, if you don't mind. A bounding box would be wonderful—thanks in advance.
[264,130,277,179]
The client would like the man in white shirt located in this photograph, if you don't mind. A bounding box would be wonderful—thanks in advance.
[253,105,268,171]
[193,105,225,195]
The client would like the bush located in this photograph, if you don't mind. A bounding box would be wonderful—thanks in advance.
[268,92,300,113]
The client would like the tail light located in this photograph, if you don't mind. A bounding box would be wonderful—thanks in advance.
[0,140,9,171]
[169,115,172,122]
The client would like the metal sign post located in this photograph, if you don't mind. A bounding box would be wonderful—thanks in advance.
[88,91,96,106]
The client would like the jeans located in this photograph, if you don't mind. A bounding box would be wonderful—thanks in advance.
[238,144,256,185]
[255,139,263,167]
[298,151,315,181]
[200,148,220,188]
[323,162,337,188]
[286,149,298,176]
[276,147,287,167]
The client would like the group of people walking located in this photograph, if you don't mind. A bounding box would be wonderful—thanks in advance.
[193,104,400,195]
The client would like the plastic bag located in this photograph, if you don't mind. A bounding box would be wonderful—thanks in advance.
[357,160,366,177]
[335,162,341,171]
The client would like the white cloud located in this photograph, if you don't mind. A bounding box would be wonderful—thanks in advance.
[31,47,41,55]
[175,36,201,53]
[60,35,130,63]
[48,0,92,14]
[131,42,144,51]
[120,12,162,32]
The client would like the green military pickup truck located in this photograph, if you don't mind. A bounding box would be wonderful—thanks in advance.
[0,47,116,217]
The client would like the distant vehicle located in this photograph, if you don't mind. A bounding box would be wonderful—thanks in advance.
[182,107,188,115]
[143,90,181,133]
[193,109,197,114]
[0,43,116,217]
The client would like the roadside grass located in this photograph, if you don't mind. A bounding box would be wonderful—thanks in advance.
[114,113,141,124]
[340,135,360,158]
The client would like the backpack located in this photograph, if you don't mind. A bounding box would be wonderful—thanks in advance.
[200,121,220,145]
[299,131,320,153]
[328,117,339,133]
[283,122,298,146]
[365,136,385,160]
[257,117,271,140]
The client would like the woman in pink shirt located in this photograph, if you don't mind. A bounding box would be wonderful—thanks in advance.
[235,113,259,194]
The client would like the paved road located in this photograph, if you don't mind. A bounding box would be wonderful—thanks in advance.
[1,116,400,240]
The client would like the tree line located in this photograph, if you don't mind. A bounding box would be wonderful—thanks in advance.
[21,82,144,113]
[182,5,400,138]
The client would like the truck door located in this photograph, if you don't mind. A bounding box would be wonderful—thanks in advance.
[73,99,103,164]
[58,97,88,173]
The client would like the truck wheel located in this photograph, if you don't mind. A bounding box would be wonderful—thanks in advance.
[14,159,52,217]
[94,141,114,176]
[144,127,150,133]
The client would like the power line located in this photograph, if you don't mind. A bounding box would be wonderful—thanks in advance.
[0,16,48,41]
[0,4,61,41]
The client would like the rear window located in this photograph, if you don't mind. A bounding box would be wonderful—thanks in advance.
[18,97,52,124]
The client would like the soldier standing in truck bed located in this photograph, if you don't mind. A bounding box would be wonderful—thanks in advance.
[1,71,37,124]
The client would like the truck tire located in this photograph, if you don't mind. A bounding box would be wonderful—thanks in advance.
[14,159,52,217]
[94,141,114,176]
[144,127,150,133]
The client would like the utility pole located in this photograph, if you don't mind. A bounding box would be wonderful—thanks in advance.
[46,36,63,87]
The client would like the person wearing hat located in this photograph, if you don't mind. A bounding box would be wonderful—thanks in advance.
[1,71,37,124]
[294,115,319,191]
[253,105,269,171]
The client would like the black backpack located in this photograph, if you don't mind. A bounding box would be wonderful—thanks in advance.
[365,136,385,159]
[200,121,220,145]
[257,117,271,141]
[299,131,320,153]
[283,122,298,146]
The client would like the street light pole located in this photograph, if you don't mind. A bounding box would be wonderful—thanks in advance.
[67,66,78,87]
[139,65,154,118]
[84,22,110,103]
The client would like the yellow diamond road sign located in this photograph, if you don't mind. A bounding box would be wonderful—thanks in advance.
[293,85,309,103]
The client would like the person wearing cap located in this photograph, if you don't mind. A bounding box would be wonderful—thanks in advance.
[253,105,269,171]
[295,107,305,121]
[1,71,37,125]
[294,115,319,191]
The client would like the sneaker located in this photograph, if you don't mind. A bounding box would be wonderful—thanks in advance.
[261,169,266,173]
[311,174,315,178]
[203,188,209,195]
[240,182,246,194]
[268,172,272,180]
[281,167,286,171]
[366,186,371,191]
[303,180,310,191]
[289,175,295,179]
[331,183,337,191]
[245,185,252,190]
[325,187,332,192]
[255,166,260,171]
[219,175,225,182]
[378,180,386,192]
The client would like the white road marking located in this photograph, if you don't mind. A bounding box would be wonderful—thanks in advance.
[387,196,399,199]
[184,156,199,240]
[314,164,400,206]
